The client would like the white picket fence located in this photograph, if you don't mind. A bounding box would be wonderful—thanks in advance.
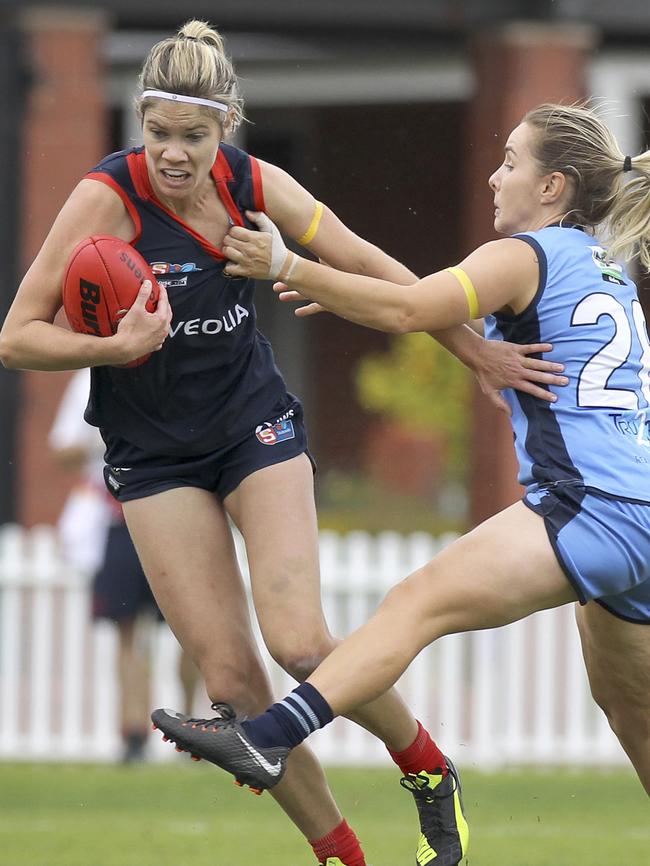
[0,523,626,767]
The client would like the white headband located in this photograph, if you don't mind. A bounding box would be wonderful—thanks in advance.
[141,89,229,113]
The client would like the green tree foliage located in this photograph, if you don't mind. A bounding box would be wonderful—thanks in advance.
[355,332,471,480]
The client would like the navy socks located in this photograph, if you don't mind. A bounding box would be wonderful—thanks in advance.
[241,682,334,749]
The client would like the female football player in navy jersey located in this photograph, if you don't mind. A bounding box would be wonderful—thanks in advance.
[179,101,650,834]
[0,20,569,866]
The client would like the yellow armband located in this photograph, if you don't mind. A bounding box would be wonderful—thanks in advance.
[445,266,480,320]
[297,200,324,246]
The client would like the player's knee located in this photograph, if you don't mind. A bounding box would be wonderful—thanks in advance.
[278,654,324,682]
[607,709,650,757]
[381,571,425,613]
[592,685,650,742]
[589,677,620,721]
[269,637,339,682]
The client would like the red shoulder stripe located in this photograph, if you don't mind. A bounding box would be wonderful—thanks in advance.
[212,148,234,184]
[126,151,153,200]
[212,150,243,228]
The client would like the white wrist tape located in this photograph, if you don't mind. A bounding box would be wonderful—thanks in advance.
[253,212,290,280]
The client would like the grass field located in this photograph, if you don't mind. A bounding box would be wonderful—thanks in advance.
[1,762,648,865]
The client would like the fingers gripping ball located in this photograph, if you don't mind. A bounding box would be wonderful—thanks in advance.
[62,235,160,367]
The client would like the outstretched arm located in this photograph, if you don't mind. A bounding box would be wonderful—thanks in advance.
[223,211,566,407]
[225,209,471,332]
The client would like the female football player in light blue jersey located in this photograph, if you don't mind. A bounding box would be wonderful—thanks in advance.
[160,102,650,835]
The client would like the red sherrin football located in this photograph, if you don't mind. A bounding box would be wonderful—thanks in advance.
[62,235,160,367]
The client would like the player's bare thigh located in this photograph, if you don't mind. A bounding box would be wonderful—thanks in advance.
[225,453,332,647]
[404,500,578,644]
[575,600,650,714]
[122,487,268,695]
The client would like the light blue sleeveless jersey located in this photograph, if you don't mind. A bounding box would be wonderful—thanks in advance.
[484,225,650,503]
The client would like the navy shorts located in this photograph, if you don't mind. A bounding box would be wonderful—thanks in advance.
[92,522,163,623]
[103,399,314,504]
[524,482,650,624]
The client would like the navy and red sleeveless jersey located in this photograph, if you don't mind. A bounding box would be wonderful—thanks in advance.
[83,144,291,461]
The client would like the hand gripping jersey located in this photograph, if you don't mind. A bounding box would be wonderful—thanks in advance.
[83,144,289,460]
[484,225,650,503]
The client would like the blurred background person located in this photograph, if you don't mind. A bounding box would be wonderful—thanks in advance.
[49,367,199,763]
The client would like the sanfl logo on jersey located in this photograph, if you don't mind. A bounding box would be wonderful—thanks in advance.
[151,261,202,275]
[589,246,625,285]
[255,419,295,446]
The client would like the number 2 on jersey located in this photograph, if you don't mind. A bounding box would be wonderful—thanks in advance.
[571,292,650,410]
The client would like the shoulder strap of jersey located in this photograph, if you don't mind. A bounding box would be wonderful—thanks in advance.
[217,142,265,219]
